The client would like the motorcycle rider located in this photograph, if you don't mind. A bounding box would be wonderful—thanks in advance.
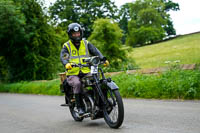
[60,23,109,116]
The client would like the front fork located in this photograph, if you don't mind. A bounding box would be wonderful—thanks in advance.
[93,74,116,108]
[93,74,107,107]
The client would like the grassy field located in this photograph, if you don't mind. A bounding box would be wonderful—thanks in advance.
[128,33,200,69]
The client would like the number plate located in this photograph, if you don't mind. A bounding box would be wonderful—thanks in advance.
[91,66,98,74]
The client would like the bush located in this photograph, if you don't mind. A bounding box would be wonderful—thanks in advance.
[0,0,64,82]
[0,79,62,95]
[89,18,135,71]
[1,69,199,100]
[112,70,200,99]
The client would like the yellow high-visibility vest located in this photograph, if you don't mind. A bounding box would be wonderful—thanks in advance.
[63,40,90,75]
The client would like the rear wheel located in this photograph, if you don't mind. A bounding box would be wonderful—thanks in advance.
[103,90,124,128]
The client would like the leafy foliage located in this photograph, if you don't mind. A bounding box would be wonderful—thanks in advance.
[112,70,200,99]
[89,19,123,57]
[0,0,27,81]
[118,0,179,46]
[0,0,181,82]
[126,0,167,46]
[0,56,9,81]
[118,3,131,44]
[162,0,179,36]
[49,0,118,38]
[0,0,63,82]
[1,70,200,99]
[88,19,132,70]
[0,79,62,95]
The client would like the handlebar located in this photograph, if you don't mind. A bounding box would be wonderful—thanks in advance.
[71,62,105,68]
[71,63,89,68]
[70,56,106,68]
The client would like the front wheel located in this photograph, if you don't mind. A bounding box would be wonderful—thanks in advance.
[103,90,124,128]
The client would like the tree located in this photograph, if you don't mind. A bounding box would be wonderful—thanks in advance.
[88,18,133,71]
[118,3,131,44]
[126,0,167,46]
[49,0,118,38]
[0,0,27,81]
[162,0,179,36]
[119,0,179,46]
[0,0,63,81]
[0,56,9,81]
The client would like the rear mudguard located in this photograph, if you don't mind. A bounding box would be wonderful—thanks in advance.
[106,81,119,90]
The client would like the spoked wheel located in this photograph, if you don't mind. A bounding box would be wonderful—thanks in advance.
[69,104,84,122]
[103,90,124,128]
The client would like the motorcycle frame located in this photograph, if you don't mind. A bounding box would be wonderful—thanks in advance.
[60,63,119,118]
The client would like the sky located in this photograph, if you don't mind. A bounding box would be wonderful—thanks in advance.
[45,0,200,35]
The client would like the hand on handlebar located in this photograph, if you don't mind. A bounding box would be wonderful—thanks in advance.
[66,63,89,69]
[104,60,109,67]
[65,63,73,70]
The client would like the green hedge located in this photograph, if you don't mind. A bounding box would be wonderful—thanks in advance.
[0,79,62,95]
[0,70,200,99]
[113,70,200,99]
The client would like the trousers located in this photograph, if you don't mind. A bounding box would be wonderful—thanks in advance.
[67,75,82,94]
[67,72,91,94]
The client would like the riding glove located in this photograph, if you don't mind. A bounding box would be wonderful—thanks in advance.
[65,63,72,70]
[104,60,109,67]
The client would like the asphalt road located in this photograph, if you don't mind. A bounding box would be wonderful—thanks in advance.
[0,93,199,133]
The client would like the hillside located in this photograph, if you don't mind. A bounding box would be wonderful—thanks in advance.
[128,32,200,69]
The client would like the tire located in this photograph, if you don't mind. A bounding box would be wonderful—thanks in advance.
[103,90,124,128]
[69,104,84,122]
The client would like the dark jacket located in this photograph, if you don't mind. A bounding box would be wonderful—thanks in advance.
[60,40,105,67]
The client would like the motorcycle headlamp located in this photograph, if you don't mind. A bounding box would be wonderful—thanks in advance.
[83,56,100,65]
[91,56,100,65]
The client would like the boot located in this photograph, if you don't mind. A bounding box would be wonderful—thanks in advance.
[75,94,85,116]
[60,96,69,107]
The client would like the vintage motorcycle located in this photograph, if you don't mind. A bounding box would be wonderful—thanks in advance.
[59,56,124,128]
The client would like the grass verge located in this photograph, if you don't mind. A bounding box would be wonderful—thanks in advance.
[0,79,62,95]
[113,69,200,99]
[0,70,200,99]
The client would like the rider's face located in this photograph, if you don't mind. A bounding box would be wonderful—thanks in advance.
[72,31,80,37]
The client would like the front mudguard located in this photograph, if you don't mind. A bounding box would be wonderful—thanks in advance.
[105,80,119,91]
